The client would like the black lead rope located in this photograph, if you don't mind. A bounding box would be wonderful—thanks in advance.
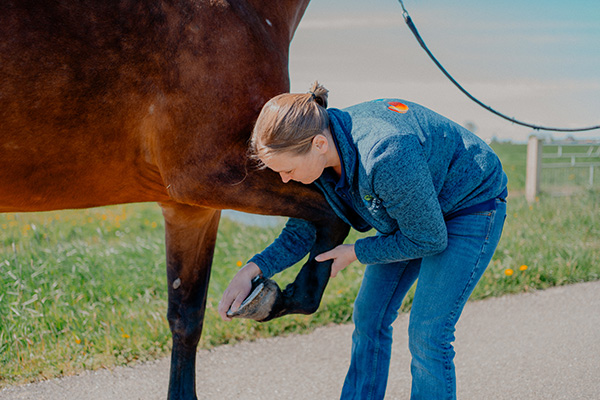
[396,0,600,132]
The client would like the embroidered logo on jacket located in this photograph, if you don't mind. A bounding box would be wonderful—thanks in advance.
[363,194,383,213]
[387,101,409,114]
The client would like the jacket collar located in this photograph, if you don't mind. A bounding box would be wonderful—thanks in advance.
[328,108,358,184]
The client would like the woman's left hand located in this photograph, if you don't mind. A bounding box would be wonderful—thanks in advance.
[315,244,358,278]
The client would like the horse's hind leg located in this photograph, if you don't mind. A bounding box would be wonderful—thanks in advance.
[160,201,220,400]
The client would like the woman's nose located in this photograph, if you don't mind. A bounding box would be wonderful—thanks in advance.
[280,173,292,183]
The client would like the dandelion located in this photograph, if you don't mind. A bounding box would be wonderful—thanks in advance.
[120,327,130,339]
[504,268,514,276]
[236,261,243,267]
[151,222,158,229]
[519,265,528,271]
[22,224,31,237]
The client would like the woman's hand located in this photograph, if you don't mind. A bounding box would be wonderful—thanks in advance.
[218,262,262,321]
[315,244,357,278]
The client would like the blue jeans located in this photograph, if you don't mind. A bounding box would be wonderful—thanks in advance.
[341,199,507,400]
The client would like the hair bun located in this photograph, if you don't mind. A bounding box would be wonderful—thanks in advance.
[308,81,329,108]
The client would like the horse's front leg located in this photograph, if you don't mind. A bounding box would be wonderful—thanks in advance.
[227,215,350,322]
[167,161,351,324]
[160,201,221,400]
[270,216,350,319]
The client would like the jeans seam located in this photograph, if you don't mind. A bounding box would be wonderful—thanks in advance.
[366,273,402,400]
[441,211,495,398]
[484,209,496,242]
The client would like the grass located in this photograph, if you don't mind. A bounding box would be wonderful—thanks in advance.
[490,142,527,193]
[1,143,599,387]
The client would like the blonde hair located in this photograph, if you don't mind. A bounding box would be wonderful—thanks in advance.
[250,81,329,164]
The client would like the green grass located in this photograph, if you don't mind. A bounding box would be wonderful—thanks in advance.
[490,142,527,193]
[1,143,599,387]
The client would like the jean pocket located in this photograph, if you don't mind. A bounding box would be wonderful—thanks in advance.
[469,211,493,217]
[446,210,495,241]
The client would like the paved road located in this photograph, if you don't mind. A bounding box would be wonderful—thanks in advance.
[2,281,599,399]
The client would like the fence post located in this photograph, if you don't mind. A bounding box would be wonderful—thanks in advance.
[525,135,542,203]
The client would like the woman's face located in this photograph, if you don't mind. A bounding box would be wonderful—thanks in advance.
[261,143,327,185]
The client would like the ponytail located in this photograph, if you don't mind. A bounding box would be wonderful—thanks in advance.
[308,81,328,108]
[250,81,330,163]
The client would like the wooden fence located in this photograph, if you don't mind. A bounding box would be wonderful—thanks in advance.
[525,136,600,202]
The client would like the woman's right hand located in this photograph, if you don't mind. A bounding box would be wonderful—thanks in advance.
[218,262,262,321]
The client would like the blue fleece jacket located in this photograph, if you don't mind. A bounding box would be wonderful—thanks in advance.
[249,99,508,278]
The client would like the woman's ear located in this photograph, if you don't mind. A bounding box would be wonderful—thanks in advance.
[312,134,329,153]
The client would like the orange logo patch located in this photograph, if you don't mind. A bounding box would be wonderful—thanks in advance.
[387,102,409,114]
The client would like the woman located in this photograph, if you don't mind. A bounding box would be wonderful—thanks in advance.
[218,82,507,399]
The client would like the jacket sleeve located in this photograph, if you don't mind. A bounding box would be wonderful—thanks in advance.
[354,136,448,265]
[248,218,317,278]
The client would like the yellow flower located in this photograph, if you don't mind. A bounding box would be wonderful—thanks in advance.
[519,264,528,271]
[504,269,514,276]
[121,333,130,339]
[151,222,158,228]
[236,261,243,267]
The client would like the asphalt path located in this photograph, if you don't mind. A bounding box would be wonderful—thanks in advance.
[2,281,599,400]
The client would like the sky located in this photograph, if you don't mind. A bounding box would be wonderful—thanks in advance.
[288,0,600,142]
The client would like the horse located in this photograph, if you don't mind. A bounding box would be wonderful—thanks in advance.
[0,1,350,399]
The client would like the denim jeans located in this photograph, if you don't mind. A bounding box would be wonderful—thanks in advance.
[341,199,507,400]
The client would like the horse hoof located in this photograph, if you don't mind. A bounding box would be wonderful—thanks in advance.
[226,276,281,321]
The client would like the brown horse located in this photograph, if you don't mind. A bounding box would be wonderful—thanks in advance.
[0,1,350,399]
